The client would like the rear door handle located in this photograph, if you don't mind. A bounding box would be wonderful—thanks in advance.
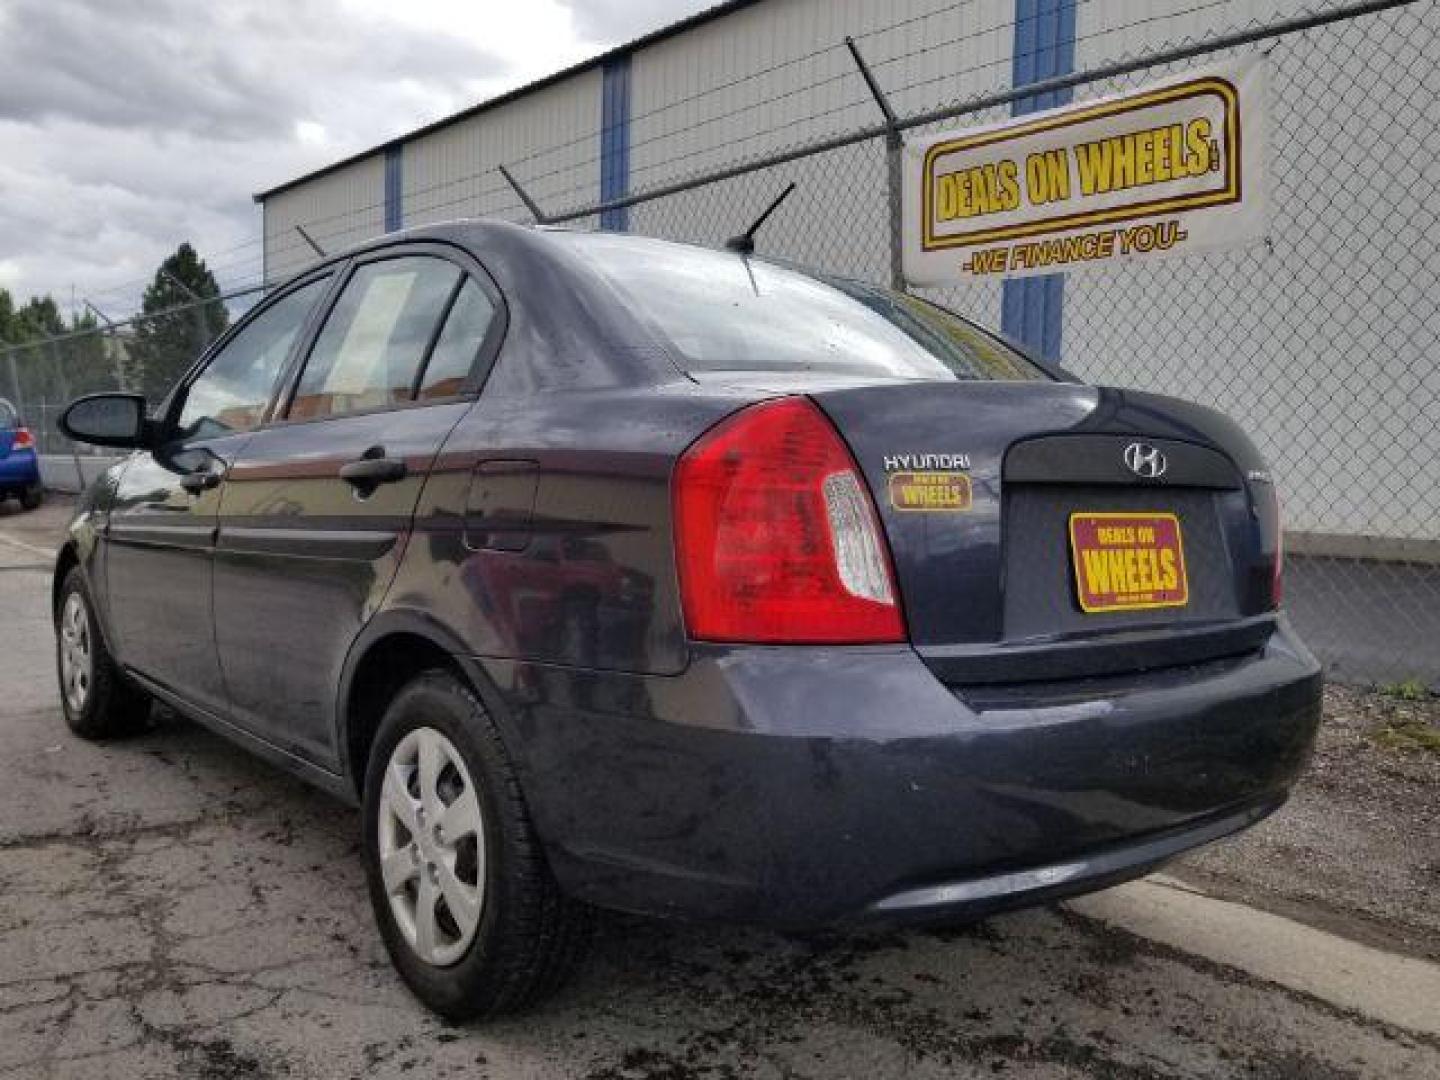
[179,470,221,494]
[340,450,408,493]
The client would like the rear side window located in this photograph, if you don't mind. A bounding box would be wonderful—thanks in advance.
[557,233,1047,382]
[176,276,329,440]
[290,256,461,421]
[418,279,497,401]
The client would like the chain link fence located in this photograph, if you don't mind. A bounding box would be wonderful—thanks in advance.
[2,0,1434,685]
[569,0,1439,686]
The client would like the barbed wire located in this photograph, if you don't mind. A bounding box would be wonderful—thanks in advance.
[2,0,1433,688]
[158,0,1260,285]
[15,0,1417,332]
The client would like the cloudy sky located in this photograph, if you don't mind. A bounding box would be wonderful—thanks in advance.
[0,0,712,316]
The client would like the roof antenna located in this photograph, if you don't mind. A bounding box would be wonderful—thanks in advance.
[725,182,796,255]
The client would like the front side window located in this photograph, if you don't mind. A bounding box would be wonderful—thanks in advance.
[176,277,329,440]
[289,256,461,421]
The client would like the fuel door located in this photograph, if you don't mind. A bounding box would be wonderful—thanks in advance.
[464,459,539,552]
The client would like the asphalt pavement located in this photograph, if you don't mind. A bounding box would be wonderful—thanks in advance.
[1,501,1437,1079]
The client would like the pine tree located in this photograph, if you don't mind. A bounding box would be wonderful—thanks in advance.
[129,243,230,401]
[0,289,16,346]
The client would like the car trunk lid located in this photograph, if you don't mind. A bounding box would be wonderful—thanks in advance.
[805,380,1278,681]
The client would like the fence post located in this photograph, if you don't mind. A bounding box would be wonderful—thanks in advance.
[497,164,553,225]
[192,300,212,357]
[4,349,20,413]
[84,299,129,392]
[294,224,327,259]
[159,270,214,357]
[105,326,127,393]
[47,339,86,491]
[844,37,905,292]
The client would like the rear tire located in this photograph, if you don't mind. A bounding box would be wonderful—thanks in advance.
[56,567,150,739]
[20,484,43,511]
[362,669,592,1020]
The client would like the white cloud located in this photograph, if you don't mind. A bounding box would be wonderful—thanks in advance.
[295,121,328,147]
[0,0,715,313]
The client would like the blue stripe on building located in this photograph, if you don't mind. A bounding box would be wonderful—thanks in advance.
[600,55,632,231]
[1001,0,1077,362]
[383,145,403,233]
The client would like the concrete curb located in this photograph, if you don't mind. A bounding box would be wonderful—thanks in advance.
[1069,875,1440,1038]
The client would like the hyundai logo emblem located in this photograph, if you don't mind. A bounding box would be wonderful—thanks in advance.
[1123,442,1167,479]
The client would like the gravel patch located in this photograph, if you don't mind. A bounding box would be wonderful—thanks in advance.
[1173,683,1440,961]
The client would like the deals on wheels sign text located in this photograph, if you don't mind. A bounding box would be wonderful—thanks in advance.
[902,56,1267,285]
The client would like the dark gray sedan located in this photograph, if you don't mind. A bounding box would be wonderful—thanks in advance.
[54,220,1321,1019]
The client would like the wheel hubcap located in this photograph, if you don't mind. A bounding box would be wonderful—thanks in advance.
[59,593,92,714]
[378,727,486,967]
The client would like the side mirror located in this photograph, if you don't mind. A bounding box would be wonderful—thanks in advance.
[59,393,152,449]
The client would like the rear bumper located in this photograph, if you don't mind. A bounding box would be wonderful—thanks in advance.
[485,617,1321,928]
[0,449,40,489]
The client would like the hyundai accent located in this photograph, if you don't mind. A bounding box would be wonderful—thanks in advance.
[55,221,1321,1019]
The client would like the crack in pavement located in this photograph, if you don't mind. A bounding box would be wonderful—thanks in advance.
[0,520,1436,1077]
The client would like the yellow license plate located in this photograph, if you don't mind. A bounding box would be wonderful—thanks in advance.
[1069,511,1188,613]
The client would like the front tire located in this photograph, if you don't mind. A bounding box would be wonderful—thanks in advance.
[362,670,591,1020]
[56,567,150,738]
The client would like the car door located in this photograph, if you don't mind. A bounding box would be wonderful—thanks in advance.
[104,275,334,714]
[212,247,504,767]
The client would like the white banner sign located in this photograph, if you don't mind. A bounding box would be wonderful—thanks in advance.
[902,56,1267,285]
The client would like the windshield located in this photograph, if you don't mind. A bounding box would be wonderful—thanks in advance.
[554,233,1047,382]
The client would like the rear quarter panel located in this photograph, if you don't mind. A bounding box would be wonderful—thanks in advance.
[384,383,752,676]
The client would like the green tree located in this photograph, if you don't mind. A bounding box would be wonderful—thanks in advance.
[0,289,15,345]
[57,309,116,398]
[13,296,66,340]
[1,292,75,413]
[129,243,230,401]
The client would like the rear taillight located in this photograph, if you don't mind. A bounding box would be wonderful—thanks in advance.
[12,428,34,451]
[673,397,905,644]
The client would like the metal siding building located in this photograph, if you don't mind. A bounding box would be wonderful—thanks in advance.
[404,69,604,231]
[262,155,386,283]
[255,0,1437,543]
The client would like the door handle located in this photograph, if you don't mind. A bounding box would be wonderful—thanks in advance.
[339,449,408,493]
[179,470,221,494]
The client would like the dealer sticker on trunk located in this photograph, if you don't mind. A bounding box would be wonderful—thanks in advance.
[888,471,972,512]
[1069,511,1188,612]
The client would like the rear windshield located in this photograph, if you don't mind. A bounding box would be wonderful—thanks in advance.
[0,399,16,429]
[554,233,1047,382]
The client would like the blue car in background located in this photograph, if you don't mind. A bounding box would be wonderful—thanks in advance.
[0,398,44,510]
